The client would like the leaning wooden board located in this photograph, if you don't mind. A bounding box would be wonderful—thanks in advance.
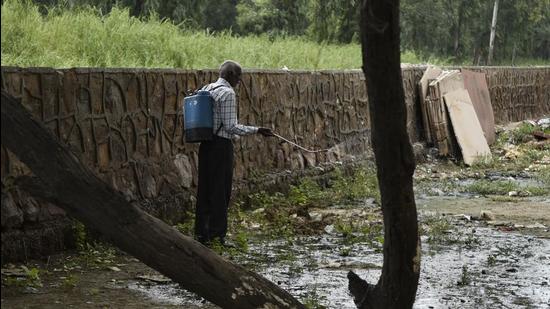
[443,89,492,165]
[462,69,496,144]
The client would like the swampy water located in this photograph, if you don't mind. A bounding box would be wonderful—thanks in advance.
[126,199,550,309]
[2,194,549,309]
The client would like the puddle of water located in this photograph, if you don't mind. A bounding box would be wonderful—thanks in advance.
[414,172,547,199]
[127,281,207,307]
[128,217,550,308]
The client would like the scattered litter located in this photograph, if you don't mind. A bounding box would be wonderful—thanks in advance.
[252,208,265,214]
[533,131,550,141]
[487,221,509,227]
[453,214,472,221]
[107,266,121,272]
[525,223,546,229]
[537,118,550,129]
[309,212,323,222]
[324,224,336,235]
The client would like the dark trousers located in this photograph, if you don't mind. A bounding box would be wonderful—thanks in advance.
[195,136,234,243]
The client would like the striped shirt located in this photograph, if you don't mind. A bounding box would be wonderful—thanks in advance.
[202,78,258,139]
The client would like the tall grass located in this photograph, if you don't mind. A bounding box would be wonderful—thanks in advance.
[1,0,453,69]
[1,0,361,69]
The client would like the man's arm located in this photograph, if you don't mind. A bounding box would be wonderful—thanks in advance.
[218,91,258,136]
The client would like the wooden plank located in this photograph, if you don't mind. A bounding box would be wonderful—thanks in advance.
[418,66,442,143]
[426,70,463,156]
[443,89,492,165]
[462,69,496,144]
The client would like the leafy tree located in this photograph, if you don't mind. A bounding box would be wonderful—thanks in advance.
[19,0,550,63]
[236,0,308,36]
[307,0,359,43]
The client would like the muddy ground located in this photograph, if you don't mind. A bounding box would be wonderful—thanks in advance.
[2,121,549,308]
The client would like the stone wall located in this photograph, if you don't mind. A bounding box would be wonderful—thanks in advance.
[1,66,548,262]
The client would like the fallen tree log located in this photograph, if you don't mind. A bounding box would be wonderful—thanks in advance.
[1,90,305,308]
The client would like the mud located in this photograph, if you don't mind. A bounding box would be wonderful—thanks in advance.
[2,196,549,309]
[3,135,550,308]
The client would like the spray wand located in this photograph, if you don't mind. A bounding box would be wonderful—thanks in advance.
[271,132,331,153]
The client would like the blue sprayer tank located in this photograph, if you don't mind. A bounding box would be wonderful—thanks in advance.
[183,90,214,143]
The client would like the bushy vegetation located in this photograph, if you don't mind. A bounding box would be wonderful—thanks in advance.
[1,0,363,69]
[4,0,549,67]
[1,0,446,69]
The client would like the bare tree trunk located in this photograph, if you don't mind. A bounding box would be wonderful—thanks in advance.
[348,0,421,308]
[454,2,465,59]
[488,0,500,65]
[0,90,305,309]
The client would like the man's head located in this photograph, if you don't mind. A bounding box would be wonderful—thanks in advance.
[219,60,242,88]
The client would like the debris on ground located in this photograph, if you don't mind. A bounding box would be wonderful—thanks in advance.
[419,67,496,165]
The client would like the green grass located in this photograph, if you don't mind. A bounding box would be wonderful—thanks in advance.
[1,0,448,69]
[1,0,361,69]
[464,179,548,196]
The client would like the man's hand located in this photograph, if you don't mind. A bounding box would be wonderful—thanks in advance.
[257,127,274,137]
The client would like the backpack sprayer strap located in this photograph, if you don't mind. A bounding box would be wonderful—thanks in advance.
[206,84,227,136]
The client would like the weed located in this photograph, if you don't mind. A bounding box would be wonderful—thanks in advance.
[72,220,88,251]
[3,266,43,288]
[463,232,481,249]
[233,230,249,253]
[487,254,497,266]
[464,179,548,196]
[489,196,521,203]
[288,179,326,207]
[518,148,545,166]
[334,219,383,247]
[330,168,380,204]
[302,288,328,309]
[208,238,225,255]
[231,164,383,241]
[61,274,79,288]
[175,212,195,236]
[536,168,550,185]
[415,178,461,196]
[464,180,516,195]
[457,265,471,286]
[334,219,354,239]
[470,156,499,170]
[495,123,538,146]
[339,246,352,257]
[422,217,460,245]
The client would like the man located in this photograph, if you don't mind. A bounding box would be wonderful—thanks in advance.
[195,60,273,246]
